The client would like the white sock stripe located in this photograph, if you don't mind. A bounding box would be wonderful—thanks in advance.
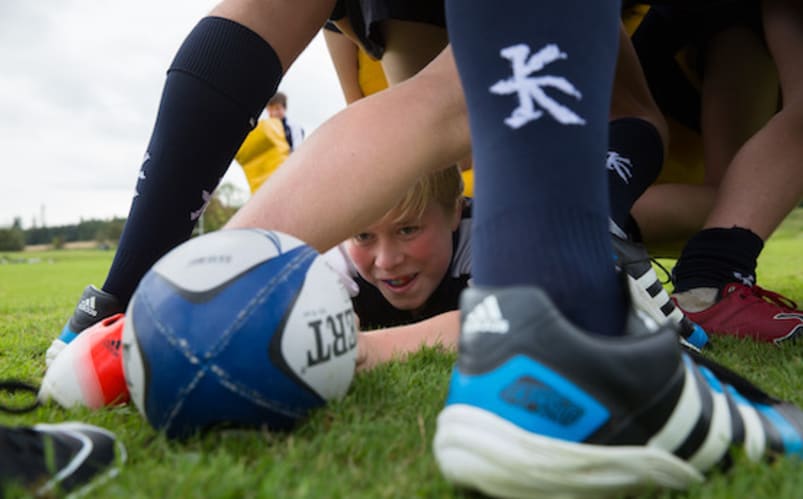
[648,362,701,451]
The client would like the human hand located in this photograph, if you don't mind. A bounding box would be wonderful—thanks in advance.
[355,331,382,373]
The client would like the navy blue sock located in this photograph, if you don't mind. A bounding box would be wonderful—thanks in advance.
[103,17,283,304]
[607,118,663,233]
[673,227,764,292]
[446,0,626,335]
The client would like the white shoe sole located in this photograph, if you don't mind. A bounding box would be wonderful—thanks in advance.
[434,404,703,498]
[45,339,68,368]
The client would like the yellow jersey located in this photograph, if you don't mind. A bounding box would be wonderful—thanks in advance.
[234,117,290,193]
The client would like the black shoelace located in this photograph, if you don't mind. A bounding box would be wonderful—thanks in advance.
[0,380,40,414]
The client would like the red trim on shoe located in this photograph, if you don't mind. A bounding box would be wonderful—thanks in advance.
[87,314,130,405]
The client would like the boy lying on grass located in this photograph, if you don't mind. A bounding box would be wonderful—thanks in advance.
[328,165,468,371]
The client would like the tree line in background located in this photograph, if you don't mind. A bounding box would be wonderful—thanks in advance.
[0,183,244,251]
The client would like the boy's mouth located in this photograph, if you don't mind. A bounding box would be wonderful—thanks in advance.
[382,274,417,289]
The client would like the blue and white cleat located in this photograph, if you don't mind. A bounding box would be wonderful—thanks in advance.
[434,286,803,498]
[45,285,123,367]
[611,234,708,351]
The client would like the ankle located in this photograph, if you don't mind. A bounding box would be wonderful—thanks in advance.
[673,287,718,312]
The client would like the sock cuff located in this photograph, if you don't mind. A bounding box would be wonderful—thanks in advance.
[169,16,283,118]
[673,226,764,292]
[608,117,664,161]
[607,117,664,230]
[687,227,765,255]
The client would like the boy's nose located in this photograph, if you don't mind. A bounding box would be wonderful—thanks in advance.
[374,242,404,270]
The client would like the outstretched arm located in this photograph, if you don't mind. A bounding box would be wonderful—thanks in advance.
[356,311,460,372]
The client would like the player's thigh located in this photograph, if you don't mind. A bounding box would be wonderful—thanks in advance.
[762,0,803,105]
[610,23,668,145]
[380,20,448,84]
[211,0,336,71]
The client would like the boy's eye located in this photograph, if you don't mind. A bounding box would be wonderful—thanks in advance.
[353,233,374,243]
[398,226,420,237]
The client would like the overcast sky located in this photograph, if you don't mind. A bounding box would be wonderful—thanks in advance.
[0,1,346,229]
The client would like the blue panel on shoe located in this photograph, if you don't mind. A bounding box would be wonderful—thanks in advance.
[754,403,803,456]
[446,354,609,442]
[687,324,709,350]
[697,365,724,394]
[57,325,79,344]
[725,385,749,406]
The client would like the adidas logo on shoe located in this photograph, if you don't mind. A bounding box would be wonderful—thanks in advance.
[77,296,98,317]
[463,295,510,335]
[47,286,124,367]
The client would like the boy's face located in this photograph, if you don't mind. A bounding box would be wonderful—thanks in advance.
[267,103,286,119]
[346,201,460,312]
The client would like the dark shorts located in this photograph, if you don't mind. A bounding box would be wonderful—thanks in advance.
[330,0,446,59]
[647,0,764,53]
[630,0,764,131]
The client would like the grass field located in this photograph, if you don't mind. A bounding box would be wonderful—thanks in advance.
[1,211,802,498]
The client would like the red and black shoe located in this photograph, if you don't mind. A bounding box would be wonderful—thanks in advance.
[674,283,803,345]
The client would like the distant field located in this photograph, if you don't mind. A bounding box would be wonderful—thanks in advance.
[24,240,103,252]
[0,212,802,498]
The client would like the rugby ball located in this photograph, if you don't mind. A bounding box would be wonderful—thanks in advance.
[122,229,357,438]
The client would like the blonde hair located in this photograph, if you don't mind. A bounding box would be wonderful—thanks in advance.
[391,165,463,224]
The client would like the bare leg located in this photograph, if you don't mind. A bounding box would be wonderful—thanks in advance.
[632,183,716,256]
[704,0,803,239]
[226,47,471,251]
[45,0,340,366]
[609,23,667,145]
[633,25,777,247]
[211,0,336,71]
[608,23,669,236]
[323,28,365,104]
[671,0,803,341]
[700,27,779,188]
[379,20,449,84]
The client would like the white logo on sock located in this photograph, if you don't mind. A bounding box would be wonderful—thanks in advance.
[77,296,98,317]
[464,295,510,335]
[190,189,213,221]
[732,272,755,287]
[606,151,633,183]
[133,153,149,199]
[491,43,585,129]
